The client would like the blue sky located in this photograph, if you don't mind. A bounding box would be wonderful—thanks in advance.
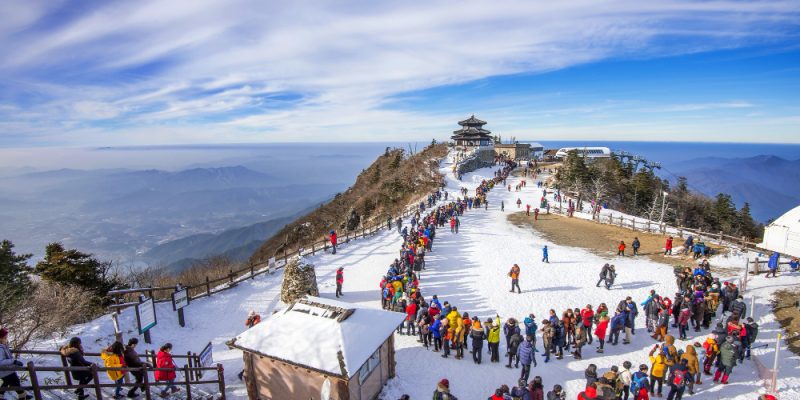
[1,0,799,146]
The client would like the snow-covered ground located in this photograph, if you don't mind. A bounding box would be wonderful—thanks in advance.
[42,152,800,400]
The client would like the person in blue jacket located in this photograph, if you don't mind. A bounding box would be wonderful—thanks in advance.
[683,235,694,255]
[790,257,799,272]
[609,311,625,345]
[431,315,443,352]
[766,252,780,278]
[517,335,536,382]
[523,314,538,349]
[542,245,549,263]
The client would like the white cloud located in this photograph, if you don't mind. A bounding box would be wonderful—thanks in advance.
[0,0,798,145]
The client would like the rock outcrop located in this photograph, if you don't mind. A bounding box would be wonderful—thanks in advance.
[280,258,319,303]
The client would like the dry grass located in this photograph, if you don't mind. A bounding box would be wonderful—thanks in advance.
[507,211,734,274]
[772,289,800,356]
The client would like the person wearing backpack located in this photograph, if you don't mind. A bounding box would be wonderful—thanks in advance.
[702,334,719,375]
[713,336,737,384]
[648,345,667,397]
[630,365,650,400]
[665,358,690,400]
[662,335,680,367]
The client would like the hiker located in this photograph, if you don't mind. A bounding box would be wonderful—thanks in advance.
[577,383,599,400]
[101,341,127,399]
[336,267,344,298]
[526,204,531,216]
[619,361,633,400]
[60,337,94,400]
[506,329,523,369]
[702,334,720,375]
[329,230,337,254]
[487,316,501,363]
[665,358,690,400]
[541,319,553,362]
[648,344,668,397]
[432,379,457,400]
[632,237,640,256]
[743,317,759,360]
[573,323,587,359]
[124,338,150,399]
[509,264,521,293]
[596,263,614,289]
[546,384,565,400]
[0,328,32,400]
[594,312,609,353]
[517,335,536,381]
[713,336,737,384]
[766,252,780,278]
[630,365,650,400]
[245,310,261,328]
[618,241,626,256]
[534,208,540,220]
[680,344,701,395]
[155,343,180,398]
[665,236,673,255]
[683,236,694,255]
[470,318,485,364]
[542,245,549,263]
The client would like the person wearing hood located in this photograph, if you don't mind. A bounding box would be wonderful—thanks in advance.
[662,335,680,367]
[329,230,337,255]
[680,344,701,394]
[702,334,720,375]
[60,337,94,400]
[432,378,457,400]
[648,344,667,397]
[1,328,32,400]
[765,251,780,278]
[155,343,179,398]
[713,336,737,384]
[335,267,344,298]
[524,314,539,349]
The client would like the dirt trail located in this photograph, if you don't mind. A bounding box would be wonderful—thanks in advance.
[507,211,729,272]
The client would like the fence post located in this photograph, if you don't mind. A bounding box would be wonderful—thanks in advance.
[312,242,315,255]
[646,221,651,233]
[61,353,74,386]
[142,365,152,400]
[229,269,234,285]
[619,215,623,227]
[772,333,781,392]
[186,352,194,382]
[27,362,42,400]
[217,364,226,400]
[183,365,192,400]
[743,258,750,292]
[718,230,723,244]
[91,364,103,400]
[250,263,254,279]
[632,219,636,232]
[205,277,211,297]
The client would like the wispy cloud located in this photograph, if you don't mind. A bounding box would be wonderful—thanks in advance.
[0,0,799,145]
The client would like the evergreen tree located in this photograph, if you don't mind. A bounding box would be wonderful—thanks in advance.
[0,240,33,323]
[34,242,121,302]
[712,193,737,233]
[736,202,761,238]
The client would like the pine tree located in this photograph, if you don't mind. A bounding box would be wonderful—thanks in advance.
[0,240,33,323]
[34,242,121,302]
[737,202,762,238]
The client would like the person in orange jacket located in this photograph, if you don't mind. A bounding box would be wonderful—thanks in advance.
[618,241,626,256]
[509,264,521,294]
[329,230,337,254]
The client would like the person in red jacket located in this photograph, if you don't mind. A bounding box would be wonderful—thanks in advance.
[405,300,418,336]
[581,305,595,345]
[577,383,598,399]
[329,230,338,255]
[155,343,179,398]
[665,236,673,255]
[594,313,609,353]
[335,267,344,298]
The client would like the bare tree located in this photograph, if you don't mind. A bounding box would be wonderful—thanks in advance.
[588,176,608,220]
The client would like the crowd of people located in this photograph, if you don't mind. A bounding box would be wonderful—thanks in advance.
[375,161,769,400]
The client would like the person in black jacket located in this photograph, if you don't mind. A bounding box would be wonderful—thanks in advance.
[124,338,151,398]
[470,318,485,364]
[60,337,94,400]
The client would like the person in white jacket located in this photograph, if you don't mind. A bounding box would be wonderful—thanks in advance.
[0,328,32,400]
[619,360,633,400]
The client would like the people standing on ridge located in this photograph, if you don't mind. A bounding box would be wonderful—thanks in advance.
[329,230,338,255]
[509,264,521,294]
[336,267,344,298]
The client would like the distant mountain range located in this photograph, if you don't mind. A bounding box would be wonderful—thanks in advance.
[672,155,800,223]
[0,165,343,264]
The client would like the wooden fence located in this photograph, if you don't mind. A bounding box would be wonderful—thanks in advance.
[4,350,224,400]
[549,202,760,251]
[108,200,433,311]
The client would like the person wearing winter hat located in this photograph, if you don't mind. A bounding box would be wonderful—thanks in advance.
[432,378,457,400]
[335,267,344,298]
[1,328,33,400]
[713,335,737,384]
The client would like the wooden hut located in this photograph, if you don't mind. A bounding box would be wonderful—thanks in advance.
[227,296,405,400]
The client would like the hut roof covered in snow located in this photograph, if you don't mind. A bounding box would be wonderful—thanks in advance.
[760,204,800,258]
[231,296,405,378]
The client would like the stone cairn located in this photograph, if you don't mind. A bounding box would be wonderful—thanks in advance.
[280,258,319,303]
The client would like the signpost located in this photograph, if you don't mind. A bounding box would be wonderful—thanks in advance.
[135,295,157,344]
[172,285,189,327]
[197,342,213,378]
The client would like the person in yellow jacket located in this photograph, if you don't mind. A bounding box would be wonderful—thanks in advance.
[648,344,667,397]
[101,341,127,399]
[681,344,701,394]
[702,335,720,375]
[454,316,465,359]
[486,315,501,363]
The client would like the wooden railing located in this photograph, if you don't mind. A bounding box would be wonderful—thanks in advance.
[548,202,761,251]
[108,198,438,311]
[2,351,224,400]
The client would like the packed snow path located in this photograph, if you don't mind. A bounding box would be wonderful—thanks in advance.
[62,153,799,400]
